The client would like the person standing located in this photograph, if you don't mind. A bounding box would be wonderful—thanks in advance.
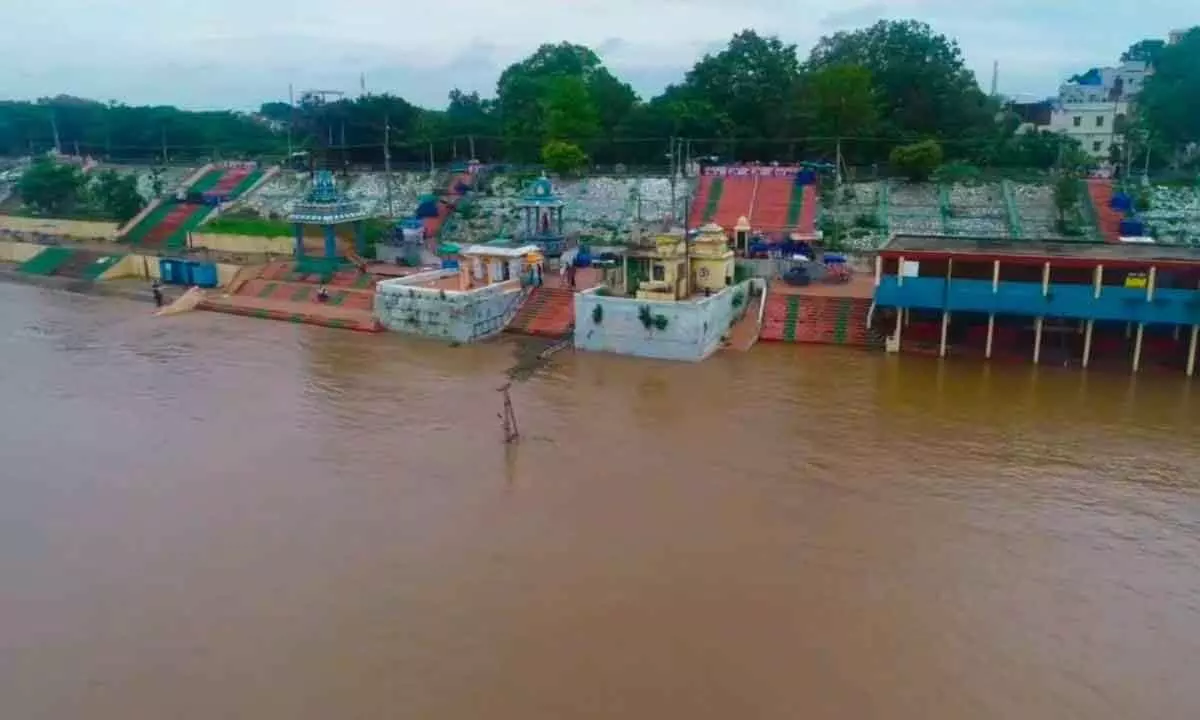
[151,282,164,308]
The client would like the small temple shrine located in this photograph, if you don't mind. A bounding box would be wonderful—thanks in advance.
[620,223,735,301]
[517,175,565,257]
[288,170,369,260]
[376,218,425,266]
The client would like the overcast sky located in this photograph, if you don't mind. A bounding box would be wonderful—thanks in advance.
[1,0,1196,110]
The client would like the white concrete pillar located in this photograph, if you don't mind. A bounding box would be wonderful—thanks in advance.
[874,255,882,287]
[1083,320,1094,369]
[939,311,950,358]
[1188,326,1198,377]
[1033,317,1044,364]
[1093,264,1103,299]
[992,260,1000,292]
[894,310,903,349]
[986,315,995,359]
[1133,323,1145,373]
[1041,261,1051,296]
[897,256,905,287]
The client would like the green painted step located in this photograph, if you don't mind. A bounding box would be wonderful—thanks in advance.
[353,274,374,289]
[703,178,724,222]
[291,285,314,301]
[258,282,279,299]
[189,169,224,193]
[123,202,176,244]
[785,183,805,227]
[783,296,800,342]
[227,169,265,199]
[17,246,73,275]
[327,291,348,307]
[833,299,852,344]
[161,205,214,250]
[80,253,126,280]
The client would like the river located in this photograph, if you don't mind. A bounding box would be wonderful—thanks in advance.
[2,280,1199,720]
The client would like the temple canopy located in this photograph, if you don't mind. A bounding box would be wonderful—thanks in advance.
[288,170,369,225]
[519,175,564,208]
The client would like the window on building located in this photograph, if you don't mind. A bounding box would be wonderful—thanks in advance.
[652,264,665,281]
[1096,115,1105,128]
[1093,141,1103,152]
[1073,116,1082,127]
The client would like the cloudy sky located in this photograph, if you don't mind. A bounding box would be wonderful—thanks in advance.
[2,0,1196,110]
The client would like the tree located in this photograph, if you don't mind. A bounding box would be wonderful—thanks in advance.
[1053,173,1082,229]
[542,140,588,175]
[1121,39,1167,65]
[795,64,878,158]
[1139,28,1200,154]
[808,20,991,147]
[89,169,145,222]
[496,43,609,161]
[889,140,943,181]
[677,31,802,157]
[18,158,87,215]
[542,75,600,143]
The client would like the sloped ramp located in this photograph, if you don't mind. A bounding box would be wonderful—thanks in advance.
[156,286,206,316]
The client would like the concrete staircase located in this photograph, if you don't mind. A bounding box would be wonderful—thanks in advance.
[1086,179,1121,243]
[760,294,881,347]
[690,175,714,225]
[17,247,124,280]
[198,260,380,331]
[750,176,793,233]
[712,176,756,230]
[506,286,575,338]
[799,184,819,236]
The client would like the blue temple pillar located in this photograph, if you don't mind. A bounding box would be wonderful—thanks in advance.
[354,221,366,255]
[323,224,337,259]
[293,223,304,258]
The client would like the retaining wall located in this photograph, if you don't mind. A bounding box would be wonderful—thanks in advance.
[573,281,752,361]
[0,216,119,240]
[374,270,526,342]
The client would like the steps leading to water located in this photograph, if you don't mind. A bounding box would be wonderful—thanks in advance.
[712,177,755,229]
[17,247,125,280]
[750,176,793,233]
[1086,179,1121,243]
[690,176,713,225]
[506,286,575,338]
[198,260,380,331]
[760,293,881,347]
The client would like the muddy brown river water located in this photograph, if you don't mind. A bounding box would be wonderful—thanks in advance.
[2,281,1200,720]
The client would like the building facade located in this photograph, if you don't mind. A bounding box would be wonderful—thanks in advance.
[1048,102,1128,159]
[871,235,1200,375]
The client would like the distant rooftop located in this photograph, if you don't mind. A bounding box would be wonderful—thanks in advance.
[882,234,1200,263]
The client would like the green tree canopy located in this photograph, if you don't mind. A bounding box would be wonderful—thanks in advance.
[808,20,991,146]
[17,158,87,215]
[1139,27,1200,153]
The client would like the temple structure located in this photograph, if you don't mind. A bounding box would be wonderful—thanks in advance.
[288,170,369,260]
[518,175,565,257]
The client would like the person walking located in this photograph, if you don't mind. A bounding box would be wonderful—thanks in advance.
[151,281,164,308]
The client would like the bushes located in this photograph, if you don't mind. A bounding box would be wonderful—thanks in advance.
[889,140,944,182]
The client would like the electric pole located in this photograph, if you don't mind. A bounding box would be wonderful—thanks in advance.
[469,135,476,160]
[287,84,295,159]
[160,126,168,165]
[428,142,435,178]
[668,135,677,225]
[50,109,61,154]
[384,114,393,217]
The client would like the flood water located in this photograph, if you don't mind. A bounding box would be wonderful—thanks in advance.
[2,280,1200,720]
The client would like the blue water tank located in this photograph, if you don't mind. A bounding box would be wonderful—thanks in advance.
[441,258,460,270]
[1119,219,1145,237]
[159,258,183,285]
[1110,193,1133,212]
[190,262,218,288]
[795,169,817,186]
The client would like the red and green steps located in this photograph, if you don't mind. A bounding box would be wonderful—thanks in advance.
[17,247,126,280]
[759,294,881,347]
